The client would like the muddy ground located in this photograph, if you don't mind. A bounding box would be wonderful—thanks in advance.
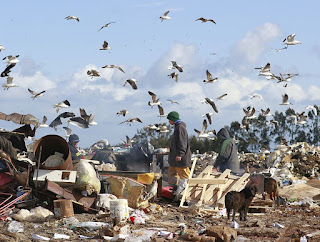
[0,195,320,242]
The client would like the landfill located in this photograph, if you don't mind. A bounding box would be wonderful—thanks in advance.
[1,132,320,241]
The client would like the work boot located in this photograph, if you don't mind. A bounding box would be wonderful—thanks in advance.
[172,179,187,202]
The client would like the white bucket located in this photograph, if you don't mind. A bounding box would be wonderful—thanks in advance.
[109,199,129,221]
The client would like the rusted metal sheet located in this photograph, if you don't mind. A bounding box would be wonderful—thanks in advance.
[44,179,96,212]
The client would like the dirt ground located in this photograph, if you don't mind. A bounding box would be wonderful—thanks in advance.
[0,193,320,242]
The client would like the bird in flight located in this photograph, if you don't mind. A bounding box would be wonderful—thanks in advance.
[168,72,179,82]
[2,77,18,90]
[216,94,227,100]
[102,64,125,73]
[98,22,116,31]
[1,63,16,77]
[203,70,218,84]
[202,113,213,125]
[119,117,142,125]
[63,127,72,138]
[157,105,166,118]
[204,98,218,113]
[100,41,111,50]
[87,69,100,78]
[148,91,161,107]
[80,108,97,126]
[283,34,302,46]
[167,99,179,105]
[117,109,128,117]
[280,93,292,105]
[196,17,216,24]
[3,55,20,65]
[168,61,183,72]
[67,117,89,129]
[39,116,49,128]
[160,11,171,22]
[0,44,5,52]
[53,100,71,113]
[261,108,271,117]
[65,16,79,22]
[124,79,138,90]
[28,88,45,99]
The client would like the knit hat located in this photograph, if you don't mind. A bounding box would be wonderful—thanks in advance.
[167,111,180,122]
[69,134,80,143]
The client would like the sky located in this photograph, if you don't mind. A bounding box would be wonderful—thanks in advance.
[1,0,320,148]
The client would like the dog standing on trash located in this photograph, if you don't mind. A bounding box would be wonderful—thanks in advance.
[167,111,191,202]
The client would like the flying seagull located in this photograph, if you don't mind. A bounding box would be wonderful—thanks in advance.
[63,127,72,138]
[65,16,79,22]
[49,116,62,131]
[3,55,20,65]
[39,116,49,128]
[119,117,142,125]
[1,63,16,77]
[102,64,125,73]
[250,93,263,100]
[53,100,71,113]
[274,46,288,52]
[306,105,318,116]
[98,22,116,31]
[87,69,100,78]
[28,88,45,99]
[243,107,256,119]
[204,98,218,113]
[58,112,75,119]
[194,119,213,138]
[2,77,18,90]
[195,17,216,24]
[124,79,138,90]
[167,99,179,105]
[202,113,213,125]
[241,117,250,131]
[157,105,166,117]
[117,109,128,117]
[100,41,111,50]
[168,72,178,82]
[148,91,161,107]
[261,108,271,117]
[67,117,89,129]
[0,44,5,52]
[280,93,292,105]
[168,61,183,72]
[255,62,272,77]
[283,34,302,45]
[269,120,279,131]
[80,108,97,126]
[203,70,218,84]
[160,11,171,22]
[216,94,227,100]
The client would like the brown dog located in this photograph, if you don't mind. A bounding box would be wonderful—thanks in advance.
[263,177,279,206]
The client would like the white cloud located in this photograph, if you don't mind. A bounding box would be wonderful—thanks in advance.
[233,23,281,63]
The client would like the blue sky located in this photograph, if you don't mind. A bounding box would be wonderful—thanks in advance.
[1,0,320,148]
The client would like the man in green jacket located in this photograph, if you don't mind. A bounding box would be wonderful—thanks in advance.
[215,128,240,174]
[167,111,191,201]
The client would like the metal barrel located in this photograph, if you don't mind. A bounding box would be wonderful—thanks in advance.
[33,134,73,170]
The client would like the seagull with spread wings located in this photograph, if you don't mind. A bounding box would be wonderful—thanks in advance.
[67,117,89,129]
[0,44,5,52]
[202,113,213,125]
[2,77,18,90]
[124,79,138,90]
[280,94,292,105]
[102,64,125,73]
[167,99,179,105]
[204,98,218,113]
[216,93,227,100]
[261,108,271,117]
[160,11,171,21]
[196,17,216,24]
[53,100,71,113]
[148,91,161,107]
[65,16,79,22]
[1,63,16,77]
[203,70,218,84]
[98,22,116,31]
[168,72,178,82]
[87,69,100,78]
[157,105,166,118]
[80,108,97,126]
[28,88,45,99]
[168,61,183,72]
[63,127,72,138]
[283,34,302,45]
[3,55,19,65]
[119,117,142,125]
[39,116,49,128]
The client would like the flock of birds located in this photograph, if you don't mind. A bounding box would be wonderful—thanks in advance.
[0,11,314,146]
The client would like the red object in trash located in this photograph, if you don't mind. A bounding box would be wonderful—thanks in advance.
[0,173,12,186]
[161,186,173,199]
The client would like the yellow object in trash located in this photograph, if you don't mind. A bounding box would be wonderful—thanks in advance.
[137,172,155,185]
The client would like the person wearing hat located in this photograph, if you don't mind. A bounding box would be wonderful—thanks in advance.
[68,134,81,161]
[167,111,191,202]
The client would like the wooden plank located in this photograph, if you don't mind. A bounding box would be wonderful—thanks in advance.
[188,178,226,185]
[216,173,250,206]
[195,169,213,205]
[179,158,198,207]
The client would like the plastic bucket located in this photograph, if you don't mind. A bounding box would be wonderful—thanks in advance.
[109,199,129,221]
[53,199,74,218]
